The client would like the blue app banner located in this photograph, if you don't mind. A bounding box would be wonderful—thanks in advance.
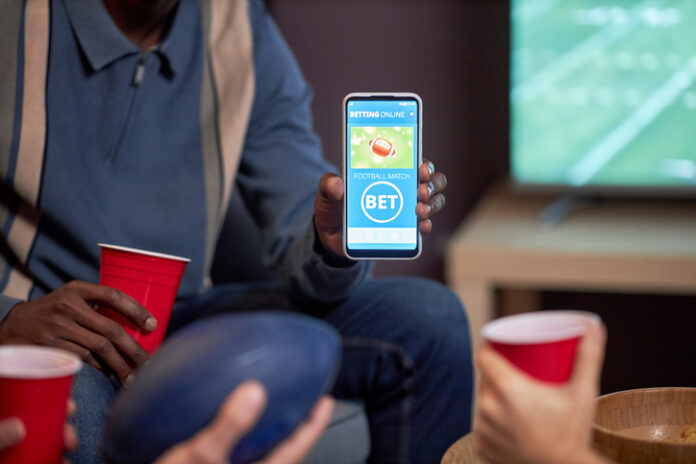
[346,99,419,250]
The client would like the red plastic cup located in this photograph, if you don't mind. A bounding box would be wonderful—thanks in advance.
[98,244,190,355]
[481,310,600,384]
[0,346,81,464]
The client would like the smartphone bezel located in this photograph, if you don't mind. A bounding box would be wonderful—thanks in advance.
[342,92,423,260]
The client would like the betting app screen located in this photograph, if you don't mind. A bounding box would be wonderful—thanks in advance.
[345,97,419,257]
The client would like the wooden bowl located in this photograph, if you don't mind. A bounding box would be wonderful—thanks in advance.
[592,387,696,464]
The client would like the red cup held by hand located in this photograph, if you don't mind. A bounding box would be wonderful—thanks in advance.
[98,244,189,355]
[481,310,600,384]
[0,346,81,464]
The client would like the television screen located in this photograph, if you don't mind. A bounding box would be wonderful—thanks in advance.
[511,1,696,189]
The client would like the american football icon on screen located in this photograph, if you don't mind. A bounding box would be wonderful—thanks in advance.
[369,137,396,158]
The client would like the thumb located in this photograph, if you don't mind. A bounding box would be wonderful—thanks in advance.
[314,173,343,232]
[0,418,25,451]
[188,381,267,460]
[570,321,606,394]
[475,345,525,399]
[318,173,343,202]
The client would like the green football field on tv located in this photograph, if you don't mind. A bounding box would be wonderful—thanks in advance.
[511,0,696,189]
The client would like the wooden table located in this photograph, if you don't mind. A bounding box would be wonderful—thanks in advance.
[445,184,696,348]
[441,433,484,464]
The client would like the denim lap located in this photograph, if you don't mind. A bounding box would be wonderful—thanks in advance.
[67,277,472,464]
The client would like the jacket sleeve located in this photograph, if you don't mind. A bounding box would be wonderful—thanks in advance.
[229,0,372,304]
[0,294,22,321]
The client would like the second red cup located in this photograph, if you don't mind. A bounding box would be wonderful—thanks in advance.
[481,310,599,384]
[0,346,82,464]
[98,244,189,354]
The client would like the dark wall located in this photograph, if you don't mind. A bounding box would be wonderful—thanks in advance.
[267,0,509,281]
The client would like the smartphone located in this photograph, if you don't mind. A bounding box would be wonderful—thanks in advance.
[343,92,422,259]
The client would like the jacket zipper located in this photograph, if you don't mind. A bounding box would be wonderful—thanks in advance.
[105,54,147,164]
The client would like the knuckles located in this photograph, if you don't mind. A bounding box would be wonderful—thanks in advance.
[37,332,56,346]
[132,347,149,364]
[478,393,499,423]
[46,317,65,333]
[93,337,113,357]
[64,280,83,292]
[106,322,124,341]
[107,288,122,305]
[78,348,93,360]
[53,300,75,316]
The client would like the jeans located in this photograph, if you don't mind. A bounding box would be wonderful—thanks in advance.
[68,277,473,464]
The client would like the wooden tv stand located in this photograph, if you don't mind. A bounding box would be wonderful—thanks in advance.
[446,183,696,348]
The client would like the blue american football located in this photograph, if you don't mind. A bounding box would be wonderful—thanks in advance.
[101,312,341,464]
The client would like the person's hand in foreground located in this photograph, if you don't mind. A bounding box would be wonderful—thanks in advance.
[474,322,613,464]
[314,158,447,257]
[0,418,25,452]
[0,281,155,385]
[0,400,78,462]
[155,382,334,464]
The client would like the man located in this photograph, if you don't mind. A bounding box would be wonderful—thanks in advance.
[0,0,472,462]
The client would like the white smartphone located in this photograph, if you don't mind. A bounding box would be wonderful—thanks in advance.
[343,92,422,260]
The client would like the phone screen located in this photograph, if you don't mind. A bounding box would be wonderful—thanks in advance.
[344,94,421,259]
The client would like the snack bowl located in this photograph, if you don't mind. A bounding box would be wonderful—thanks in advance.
[592,387,696,464]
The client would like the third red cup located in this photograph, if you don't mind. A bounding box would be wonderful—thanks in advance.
[481,310,600,384]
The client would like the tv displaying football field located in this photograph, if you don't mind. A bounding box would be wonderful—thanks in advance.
[511,0,696,189]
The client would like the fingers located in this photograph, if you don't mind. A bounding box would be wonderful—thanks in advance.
[475,428,509,464]
[419,158,435,182]
[476,386,507,434]
[418,172,447,202]
[59,323,135,386]
[416,193,445,218]
[51,297,149,380]
[187,382,267,461]
[419,218,432,234]
[64,423,78,452]
[416,159,447,230]
[64,399,78,452]
[67,300,150,367]
[570,322,606,395]
[68,281,156,331]
[261,396,334,464]
[53,338,104,372]
[0,418,25,451]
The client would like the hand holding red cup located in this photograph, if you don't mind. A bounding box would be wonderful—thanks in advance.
[97,244,189,355]
[474,318,609,464]
[0,346,81,464]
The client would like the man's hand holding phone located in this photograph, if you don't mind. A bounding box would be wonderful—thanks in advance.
[416,158,447,235]
[313,156,447,259]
